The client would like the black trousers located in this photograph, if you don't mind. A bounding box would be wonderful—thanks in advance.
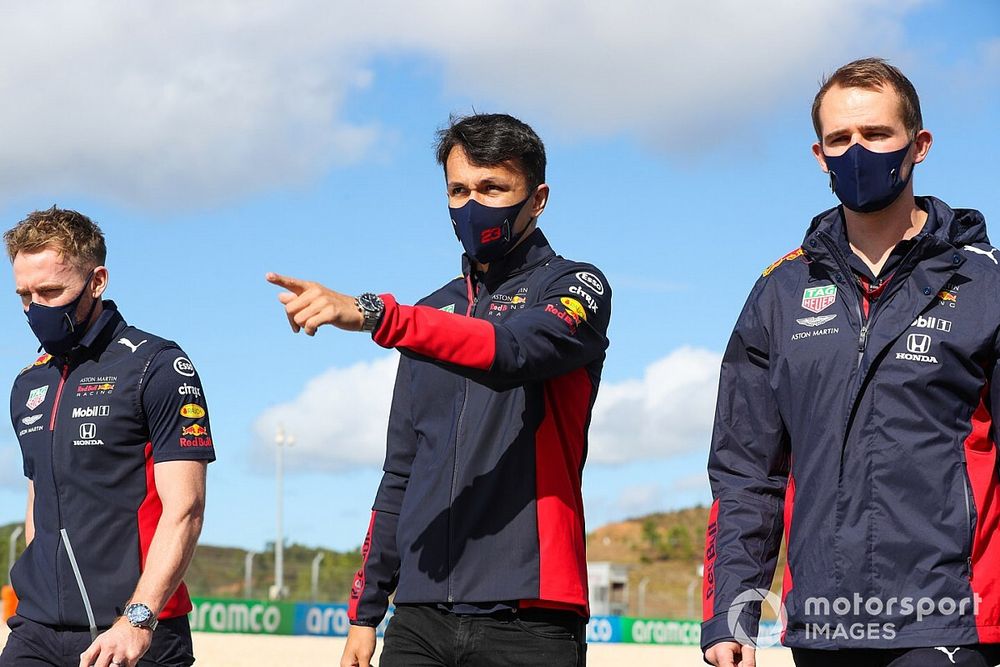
[380,604,586,667]
[792,644,1000,667]
[0,614,194,667]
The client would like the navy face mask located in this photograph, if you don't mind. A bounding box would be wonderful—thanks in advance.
[25,272,98,356]
[824,142,913,213]
[450,196,531,264]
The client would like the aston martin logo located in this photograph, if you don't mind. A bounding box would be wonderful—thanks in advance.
[796,314,838,328]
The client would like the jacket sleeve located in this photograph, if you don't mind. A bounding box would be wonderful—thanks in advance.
[372,265,611,391]
[348,356,417,627]
[701,278,790,652]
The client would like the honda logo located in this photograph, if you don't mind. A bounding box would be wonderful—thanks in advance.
[80,423,97,439]
[907,333,932,355]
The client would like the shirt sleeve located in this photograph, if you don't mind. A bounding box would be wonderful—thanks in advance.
[373,264,611,391]
[11,383,34,480]
[140,347,217,464]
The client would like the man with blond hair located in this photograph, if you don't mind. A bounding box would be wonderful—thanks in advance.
[703,59,1000,666]
[2,207,215,667]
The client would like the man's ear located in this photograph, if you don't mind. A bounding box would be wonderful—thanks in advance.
[91,266,109,299]
[812,142,829,173]
[530,183,550,218]
[912,129,933,166]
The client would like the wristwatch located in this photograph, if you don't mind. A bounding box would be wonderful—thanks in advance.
[355,293,385,333]
[123,602,158,631]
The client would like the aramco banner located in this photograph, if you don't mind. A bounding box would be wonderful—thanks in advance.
[188,599,707,646]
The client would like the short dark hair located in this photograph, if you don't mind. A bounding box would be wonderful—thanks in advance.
[812,57,923,141]
[5,206,107,268]
[435,113,546,191]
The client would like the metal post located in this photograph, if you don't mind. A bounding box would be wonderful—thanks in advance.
[637,576,650,617]
[686,578,699,620]
[8,526,23,585]
[244,551,257,599]
[311,552,325,601]
[270,425,293,600]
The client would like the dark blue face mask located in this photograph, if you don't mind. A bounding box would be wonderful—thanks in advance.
[450,196,531,264]
[824,142,913,213]
[25,271,98,356]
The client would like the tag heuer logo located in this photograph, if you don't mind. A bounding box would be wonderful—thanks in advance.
[26,386,48,410]
[802,285,838,314]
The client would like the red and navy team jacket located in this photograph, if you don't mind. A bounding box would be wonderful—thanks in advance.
[703,197,1000,651]
[347,229,611,626]
[9,302,215,629]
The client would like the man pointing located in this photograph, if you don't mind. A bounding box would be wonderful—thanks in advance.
[268,113,611,667]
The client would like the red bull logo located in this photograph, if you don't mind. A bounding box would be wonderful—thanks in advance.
[937,291,957,303]
[182,424,209,437]
[179,436,213,448]
[762,247,805,277]
[77,383,116,394]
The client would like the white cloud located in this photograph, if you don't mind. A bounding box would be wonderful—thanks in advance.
[390,0,923,152]
[588,347,721,464]
[670,471,712,496]
[253,354,399,472]
[613,483,667,516]
[0,2,379,209]
[253,346,721,472]
[0,1,922,209]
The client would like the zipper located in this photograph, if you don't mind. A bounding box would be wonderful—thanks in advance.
[61,528,98,641]
[818,232,925,369]
[49,363,70,625]
[448,281,481,602]
[857,322,868,367]
[961,473,975,580]
[49,364,69,431]
[815,234,868,369]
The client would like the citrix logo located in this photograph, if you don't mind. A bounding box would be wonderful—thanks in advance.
[178,383,202,398]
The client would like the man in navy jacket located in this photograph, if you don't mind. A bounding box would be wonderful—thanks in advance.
[268,113,611,667]
[703,59,1000,667]
[3,208,214,667]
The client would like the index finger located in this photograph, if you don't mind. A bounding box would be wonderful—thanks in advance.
[266,272,309,295]
[79,641,100,667]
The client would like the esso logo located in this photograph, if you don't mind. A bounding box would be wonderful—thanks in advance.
[575,271,605,295]
[173,357,196,377]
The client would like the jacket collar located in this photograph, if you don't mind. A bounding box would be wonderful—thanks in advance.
[462,228,557,289]
[69,300,127,360]
[802,196,989,269]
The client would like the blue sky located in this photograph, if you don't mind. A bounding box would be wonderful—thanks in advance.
[0,1,998,553]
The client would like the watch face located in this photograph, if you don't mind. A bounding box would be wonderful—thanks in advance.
[127,604,152,625]
[359,293,382,312]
